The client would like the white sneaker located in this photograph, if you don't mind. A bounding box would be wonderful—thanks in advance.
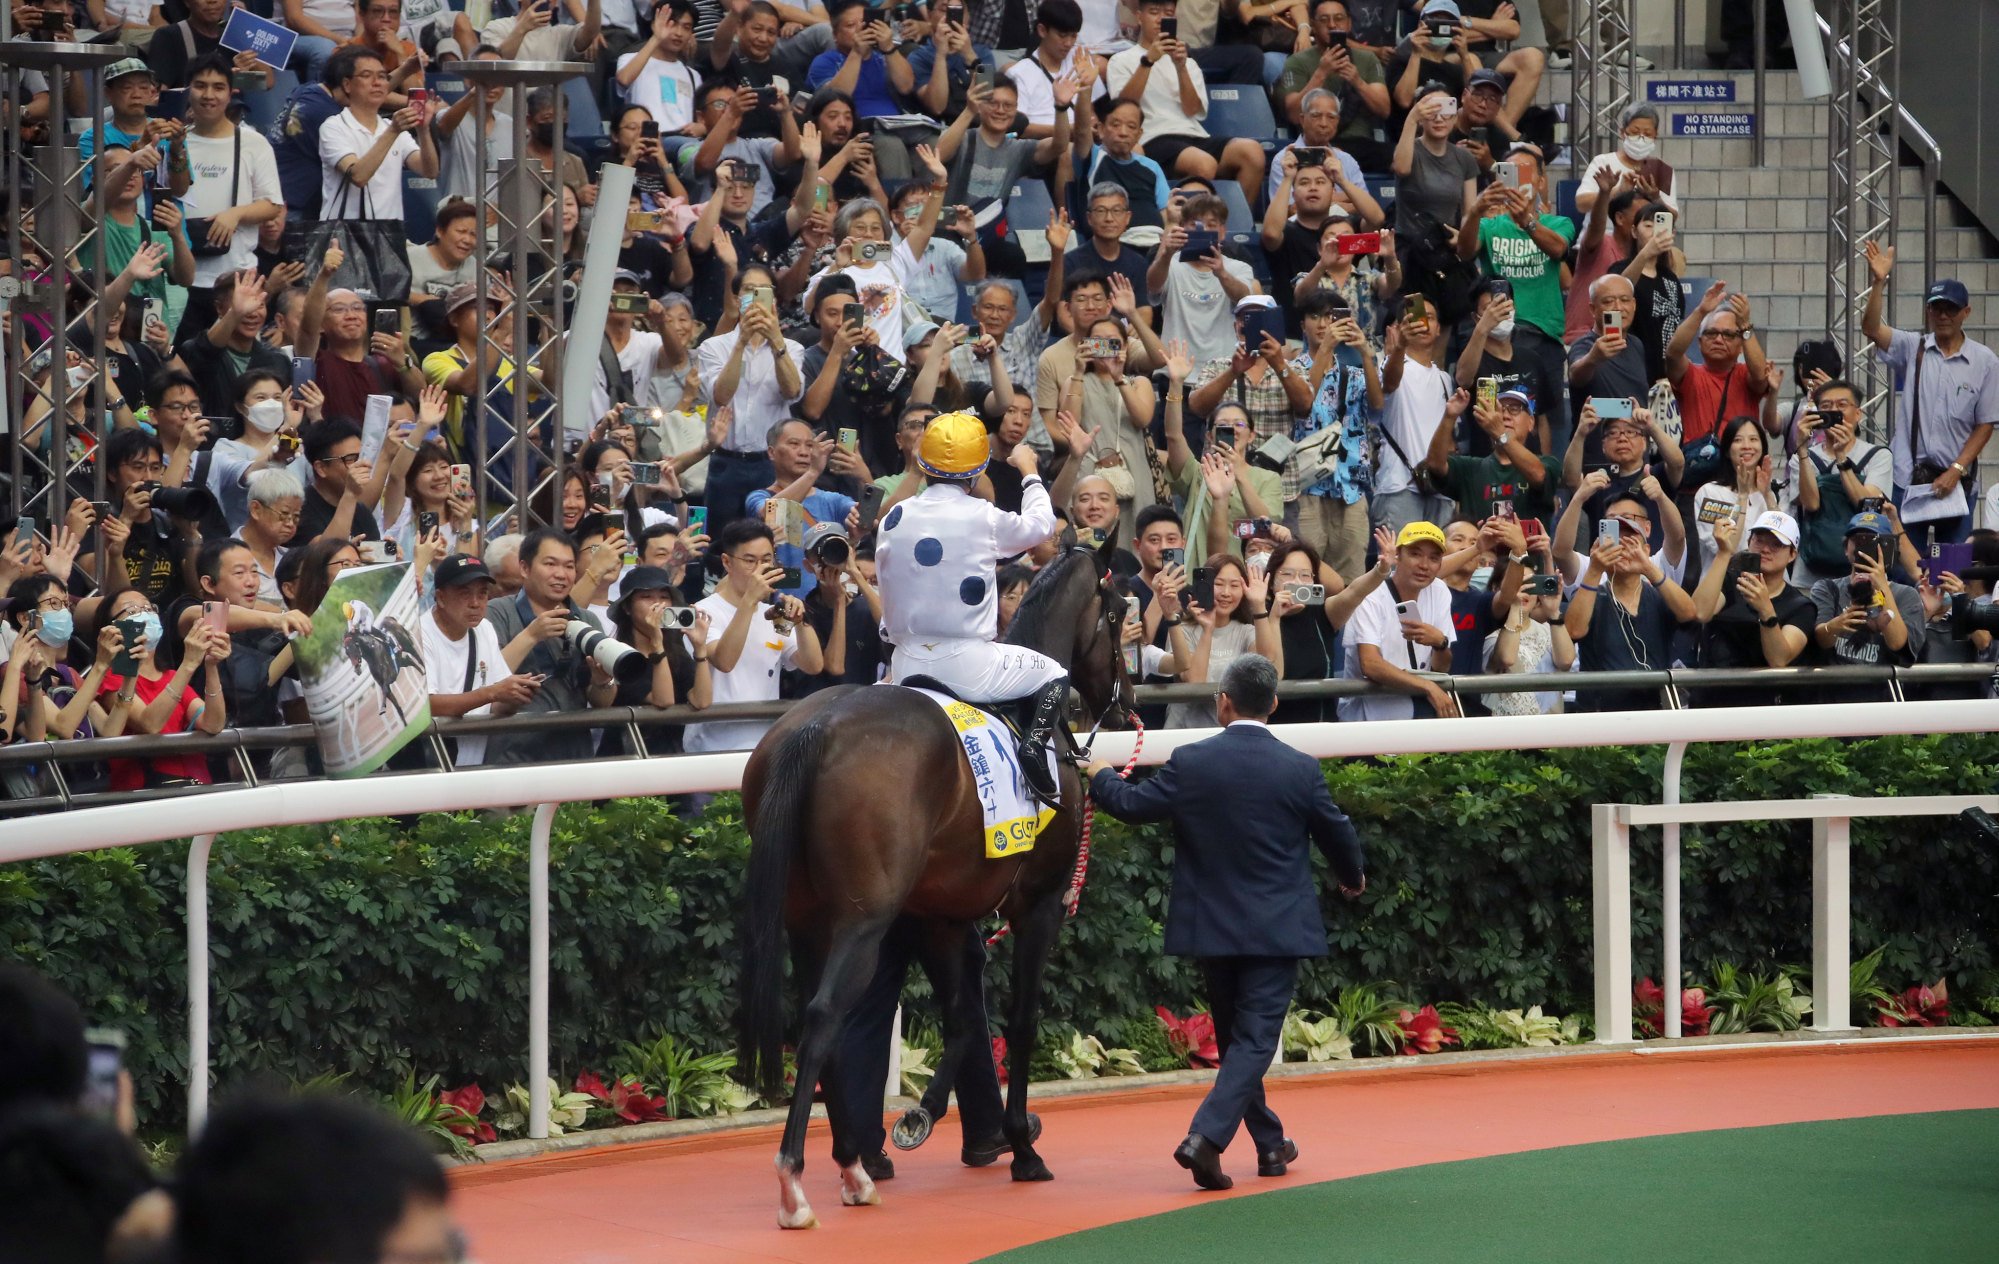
[1633,52,1655,70]
[1549,49,1572,69]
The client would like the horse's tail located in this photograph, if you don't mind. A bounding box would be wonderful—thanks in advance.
[737,715,830,1102]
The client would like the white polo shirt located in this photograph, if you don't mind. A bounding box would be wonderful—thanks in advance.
[682,590,798,752]
[1337,577,1454,722]
[318,109,418,219]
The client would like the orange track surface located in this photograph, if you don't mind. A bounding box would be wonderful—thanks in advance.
[450,1040,1999,1264]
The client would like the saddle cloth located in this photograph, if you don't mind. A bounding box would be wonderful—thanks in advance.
[907,688,1057,859]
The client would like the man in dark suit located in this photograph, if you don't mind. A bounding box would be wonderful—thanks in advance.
[1084,653,1367,1191]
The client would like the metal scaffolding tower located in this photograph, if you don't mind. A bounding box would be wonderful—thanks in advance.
[1569,0,1638,168]
[457,59,589,530]
[1822,0,1902,431]
[0,42,123,529]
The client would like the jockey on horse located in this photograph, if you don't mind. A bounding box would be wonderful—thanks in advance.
[875,411,1069,804]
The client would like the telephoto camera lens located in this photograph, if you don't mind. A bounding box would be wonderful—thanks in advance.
[563,619,647,682]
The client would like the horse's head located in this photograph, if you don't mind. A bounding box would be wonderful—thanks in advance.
[1008,527,1136,731]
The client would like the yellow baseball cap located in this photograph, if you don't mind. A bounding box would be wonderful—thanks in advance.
[917,411,991,479]
[1396,521,1447,549]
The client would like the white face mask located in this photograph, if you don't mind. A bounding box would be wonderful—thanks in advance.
[246,398,287,433]
[1621,135,1657,162]
[1490,319,1515,341]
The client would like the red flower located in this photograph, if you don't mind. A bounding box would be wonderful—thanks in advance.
[1633,978,1714,1037]
[438,1084,497,1144]
[1154,1006,1220,1068]
[1878,979,1950,1028]
[574,1069,612,1102]
[609,1075,670,1124]
[991,1036,1009,1088]
[1395,1005,1460,1055]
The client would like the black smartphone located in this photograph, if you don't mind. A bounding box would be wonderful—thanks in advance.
[1850,577,1876,609]
[946,1,964,23]
[113,617,146,674]
[589,474,614,511]
[1160,15,1177,39]
[82,1028,125,1121]
[1241,306,1285,351]
[1160,546,1185,569]
[371,307,402,338]
[36,5,65,31]
[640,118,660,139]
[417,510,439,536]
[1189,565,1217,611]
[857,483,887,536]
[1178,226,1219,262]
[842,301,865,332]
[779,566,803,589]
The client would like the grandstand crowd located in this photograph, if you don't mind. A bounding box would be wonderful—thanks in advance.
[1,0,1996,795]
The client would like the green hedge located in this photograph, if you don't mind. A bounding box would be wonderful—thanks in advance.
[4,736,1996,1128]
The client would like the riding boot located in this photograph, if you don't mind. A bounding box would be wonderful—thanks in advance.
[1013,679,1070,809]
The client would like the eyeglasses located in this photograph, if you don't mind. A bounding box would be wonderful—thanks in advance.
[1702,328,1744,341]
[320,452,363,466]
[118,601,158,615]
[34,596,69,612]
[155,400,201,414]
[350,69,389,82]
[1088,205,1130,217]
[257,505,302,523]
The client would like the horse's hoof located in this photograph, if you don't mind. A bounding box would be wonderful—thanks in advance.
[1010,1155,1055,1183]
[839,1160,881,1207]
[777,1206,820,1230]
[891,1106,933,1151]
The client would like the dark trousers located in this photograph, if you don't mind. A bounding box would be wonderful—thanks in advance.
[1191,955,1298,1153]
[836,921,1004,1157]
[1513,324,1574,459]
[701,448,773,572]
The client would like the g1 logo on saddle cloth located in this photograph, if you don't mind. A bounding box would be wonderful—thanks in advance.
[931,695,1056,858]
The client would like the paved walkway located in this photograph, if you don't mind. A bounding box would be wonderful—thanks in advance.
[450,1038,1999,1263]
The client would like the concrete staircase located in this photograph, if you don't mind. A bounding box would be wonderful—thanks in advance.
[1548,68,1999,354]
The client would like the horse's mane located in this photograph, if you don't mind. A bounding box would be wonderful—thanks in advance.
[1002,547,1097,655]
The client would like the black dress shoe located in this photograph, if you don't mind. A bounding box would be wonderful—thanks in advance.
[962,1112,1042,1166]
[1173,1133,1233,1191]
[862,1150,895,1181]
[1256,1138,1298,1177]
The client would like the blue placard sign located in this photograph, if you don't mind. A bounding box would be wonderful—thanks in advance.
[1648,79,1737,103]
[1671,112,1756,138]
[219,8,300,72]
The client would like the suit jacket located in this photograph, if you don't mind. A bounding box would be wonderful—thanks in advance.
[1089,723,1366,960]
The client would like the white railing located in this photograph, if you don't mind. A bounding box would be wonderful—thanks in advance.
[1,699,1992,1136]
[1591,791,1999,1042]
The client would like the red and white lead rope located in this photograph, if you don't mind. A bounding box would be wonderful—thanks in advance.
[987,715,1144,947]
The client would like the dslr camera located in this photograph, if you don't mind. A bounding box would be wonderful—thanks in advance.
[563,619,647,682]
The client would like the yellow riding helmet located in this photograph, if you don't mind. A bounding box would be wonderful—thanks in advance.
[916,411,991,480]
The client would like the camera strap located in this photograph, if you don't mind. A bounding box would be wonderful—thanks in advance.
[463,628,480,693]
[1908,337,1928,465]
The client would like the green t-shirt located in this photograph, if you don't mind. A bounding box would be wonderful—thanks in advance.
[1477,213,1575,342]
[1277,46,1386,143]
[103,214,166,302]
[1174,459,1284,570]
[1440,452,1563,522]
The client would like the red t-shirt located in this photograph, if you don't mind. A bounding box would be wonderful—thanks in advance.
[315,349,401,428]
[100,670,211,791]
[1672,360,1761,447]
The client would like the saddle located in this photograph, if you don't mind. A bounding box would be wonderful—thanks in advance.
[899,674,1030,742]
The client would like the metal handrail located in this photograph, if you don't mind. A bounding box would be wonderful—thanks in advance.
[1816,9,1941,300]
[0,663,1988,815]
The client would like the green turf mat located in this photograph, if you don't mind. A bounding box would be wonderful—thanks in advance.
[981,1110,1999,1263]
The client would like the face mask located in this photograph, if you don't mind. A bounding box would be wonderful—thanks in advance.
[1489,319,1515,341]
[246,398,287,432]
[531,121,556,146]
[36,609,73,646]
[1621,135,1656,162]
[1469,565,1494,592]
[136,611,163,652]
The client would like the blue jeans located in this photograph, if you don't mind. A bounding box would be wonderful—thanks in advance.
[1262,51,1288,86]
[289,34,338,86]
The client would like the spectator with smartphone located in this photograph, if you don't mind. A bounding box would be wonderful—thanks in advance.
[1483,553,1575,717]
[1267,90,1371,209]
[1564,498,1694,711]
[1,577,124,746]
[421,549,538,762]
[1433,514,1525,716]
[1617,202,1686,385]
[1385,1,1479,120]
[707,2,793,140]
[1560,401,1685,545]
[1692,510,1815,703]
[431,46,513,208]
[1808,512,1924,699]
[1279,0,1391,172]
[1108,0,1268,190]
[1456,149,1573,446]
[894,184,986,325]
[1666,281,1771,456]
[1338,519,1456,719]
[1423,385,1558,521]
[808,0,921,174]
[1151,197,1261,367]
[482,528,618,763]
[1390,85,1478,243]
[206,371,313,529]
[686,518,824,753]
[1563,174,1636,344]
[1078,102,1172,232]
[935,77,1072,281]
[699,267,805,531]
[1263,155,1382,327]
[745,421,859,599]
[1790,378,1893,586]
[296,418,387,544]
[1372,297,1458,540]
[78,428,185,606]
[317,49,439,224]
[1453,286,1555,456]
[300,276,428,426]
[96,587,228,788]
[1163,553,1279,728]
[1565,274,1649,464]
[94,144,196,301]
[1445,69,1517,182]
[695,82,803,215]
[177,537,310,739]
[178,55,283,318]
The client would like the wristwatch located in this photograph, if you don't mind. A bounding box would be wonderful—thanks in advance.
[1838,458,1856,473]
[1163,612,1184,626]
[1952,461,1969,475]
[1759,614,1779,629]
[1139,55,1156,67]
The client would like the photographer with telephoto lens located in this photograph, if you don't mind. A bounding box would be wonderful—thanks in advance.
[1808,511,1924,701]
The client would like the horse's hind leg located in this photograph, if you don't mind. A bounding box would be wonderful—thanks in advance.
[1002,894,1065,1183]
[912,920,1000,1154]
[777,915,891,1227]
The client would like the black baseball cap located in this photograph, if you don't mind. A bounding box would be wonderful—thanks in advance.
[434,555,495,590]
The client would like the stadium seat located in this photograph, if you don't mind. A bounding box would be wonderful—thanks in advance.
[244,68,299,135]
[1007,179,1054,231]
[1555,177,1580,225]
[1681,276,1719,318]
[1205,87,1280,154]
[1216,180,1255,237]
[562,74,604,140]
[404,175,441,249]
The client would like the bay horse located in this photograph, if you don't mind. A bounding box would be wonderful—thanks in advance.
[737,534,1135,1229]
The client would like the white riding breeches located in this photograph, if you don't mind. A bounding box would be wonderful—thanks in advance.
[888,638,1065,703]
